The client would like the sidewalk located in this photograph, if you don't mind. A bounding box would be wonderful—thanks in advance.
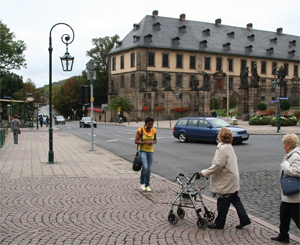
[0,126,299,244]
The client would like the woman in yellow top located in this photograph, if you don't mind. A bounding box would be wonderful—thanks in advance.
[135,117,157,192]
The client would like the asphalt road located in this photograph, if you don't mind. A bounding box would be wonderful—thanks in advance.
[56,122,285,178]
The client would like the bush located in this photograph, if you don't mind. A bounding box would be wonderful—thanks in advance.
[270,115,298,126]
[280,101,290,111]
[249,115,271,125]
[210,97,221,110]
[229,95,238,109]
[257,103,267,111]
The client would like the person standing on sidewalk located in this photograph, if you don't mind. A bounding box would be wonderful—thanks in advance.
[199,127,251,229]
[11,114,21,144]
[271,133,300,244]
[135,117,157,192]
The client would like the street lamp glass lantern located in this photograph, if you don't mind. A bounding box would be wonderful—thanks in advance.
[272,79,278,89]
[60,51,74,71]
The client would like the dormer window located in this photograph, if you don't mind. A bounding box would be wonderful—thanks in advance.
[247,34,255,41]
[289,40,296,47]
[133,35,140,43]
[144,34,152,43]
[227,32,235,38]
[245,45,253,52]
[153,22,161,30]
[133,24,140,31]
[172,37,180,45]
[223,42,231,50]
[200,40,208,48]
[266,47,274,54]
[179,25,186,33]
[115,41,122,48]
[203,28,210,36]
[289,50,296,57]
[270,37,277,44]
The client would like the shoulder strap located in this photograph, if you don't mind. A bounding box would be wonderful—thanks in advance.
[281,151,300,177]
[137,127,143,151]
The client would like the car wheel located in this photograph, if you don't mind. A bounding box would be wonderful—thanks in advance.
[215,134,219,144]
[178,132,187,143]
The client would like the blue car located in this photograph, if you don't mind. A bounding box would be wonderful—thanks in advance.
[173,117,249,144]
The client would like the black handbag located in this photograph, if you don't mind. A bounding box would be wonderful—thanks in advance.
[280,151,300,196]
[132,128,143,171]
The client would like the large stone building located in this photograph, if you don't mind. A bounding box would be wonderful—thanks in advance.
[108,10,300,122]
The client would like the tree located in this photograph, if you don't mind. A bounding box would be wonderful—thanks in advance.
[86,35,119,106]
[0,20,27,71]
[109,96,135,117]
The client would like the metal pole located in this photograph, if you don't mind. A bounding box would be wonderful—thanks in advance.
[36,93,39,129]
[90,71,94,151]
[23,87,26,123]
[278,79,281,133]
[227,60,229,121]
[48,33,54,163]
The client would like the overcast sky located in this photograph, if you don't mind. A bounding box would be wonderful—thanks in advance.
[1,0,299,88]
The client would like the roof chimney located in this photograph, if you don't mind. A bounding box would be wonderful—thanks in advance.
[277,27,283,35]
[180,14,186,21]
[215,18,221,26]
[152,10,158,18]
[247,23,253,30]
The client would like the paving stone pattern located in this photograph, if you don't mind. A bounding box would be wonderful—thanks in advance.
[198,170,299,238]
[1,174,299,245]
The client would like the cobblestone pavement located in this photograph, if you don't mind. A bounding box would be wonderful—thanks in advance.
[2,174,298,245]
[0,127,299,244]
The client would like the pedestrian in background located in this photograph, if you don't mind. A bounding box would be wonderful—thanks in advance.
[11,114,21,144]
[271,133,300,244]
[134,117,157,192]
[46,116,50,127]
[39,115,43,127]
[199,127,251,229]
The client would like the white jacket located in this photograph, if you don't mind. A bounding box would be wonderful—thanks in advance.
[280,146,300,203]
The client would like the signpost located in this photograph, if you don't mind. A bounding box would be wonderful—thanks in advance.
[86,59,96,151]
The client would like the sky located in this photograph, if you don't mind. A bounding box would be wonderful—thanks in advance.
[1,0,300,88]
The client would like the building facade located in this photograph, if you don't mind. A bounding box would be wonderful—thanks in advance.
[108,10,300,122]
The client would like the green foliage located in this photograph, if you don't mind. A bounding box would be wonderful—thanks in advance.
[86,35,119,105]
[257,103,267,111]
[249,115,271,125]
[210,97,221,110]
[271,116,298,126]
[229,95,237,109]
[280,101,290,111]
[0,20,27,71]
[53,76,82,117]
[109,96,135,116]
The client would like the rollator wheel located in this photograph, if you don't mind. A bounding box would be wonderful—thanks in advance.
[177,207,185,219]
[197,218,208,228]
[204,211,215,222]
[168,213,179,224]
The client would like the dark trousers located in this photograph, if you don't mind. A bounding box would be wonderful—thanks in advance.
[215,191,250,228]
[279,201,300,237]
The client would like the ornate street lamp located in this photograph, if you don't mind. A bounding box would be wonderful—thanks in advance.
[48,23,74,163]
[272,66,286,133]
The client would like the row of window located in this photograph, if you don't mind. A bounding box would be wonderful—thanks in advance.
[112,53,299,77]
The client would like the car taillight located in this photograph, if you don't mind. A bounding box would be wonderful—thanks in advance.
[173,126,175,132]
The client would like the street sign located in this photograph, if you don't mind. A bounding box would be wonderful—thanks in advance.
[27,97,34,102]
[270,100,279,103]
[87,70,96,80]
[86,59,96,71]
[3,96,11,99]
[278,97,289,100]
[118,107,121,111]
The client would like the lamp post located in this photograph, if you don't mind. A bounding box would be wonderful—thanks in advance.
[272,66,286,133]
[48,23,74,163]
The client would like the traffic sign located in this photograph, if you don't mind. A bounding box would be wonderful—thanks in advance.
[278,97,289,100]
[118,107,121,111]
[270,100,279,103]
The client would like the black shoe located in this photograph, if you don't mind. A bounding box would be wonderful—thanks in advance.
[271,235,289,243]
[208,223,223,229]
[236,221,251,229]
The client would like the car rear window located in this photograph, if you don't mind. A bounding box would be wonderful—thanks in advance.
[176,119,188,126]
